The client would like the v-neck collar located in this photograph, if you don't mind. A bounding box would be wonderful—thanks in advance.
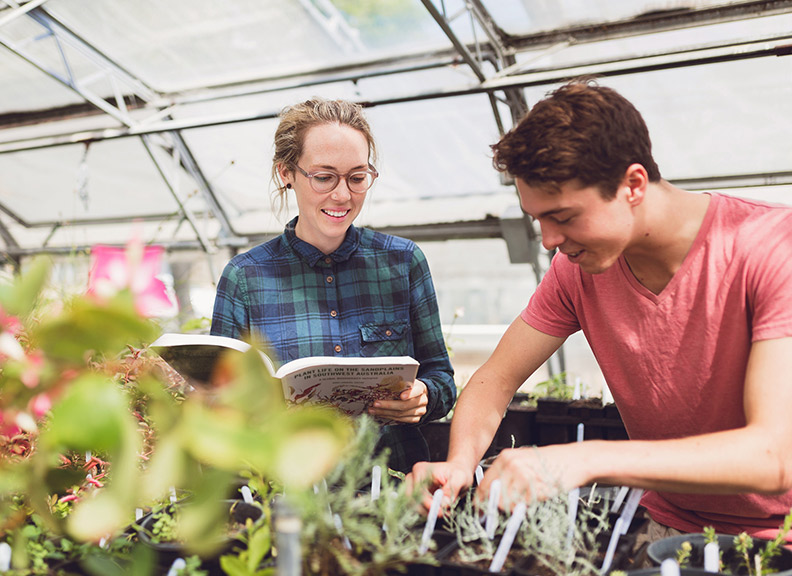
[617,193,718,304]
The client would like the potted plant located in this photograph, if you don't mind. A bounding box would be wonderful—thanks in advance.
[647,515,792,576]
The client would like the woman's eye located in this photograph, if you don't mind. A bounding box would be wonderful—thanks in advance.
[349,174,367,184]
[313,173,335,183]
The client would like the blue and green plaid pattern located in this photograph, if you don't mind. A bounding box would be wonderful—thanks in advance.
[211,217,456,471]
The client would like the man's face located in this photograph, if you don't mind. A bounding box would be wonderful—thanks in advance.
[516,178,636,275]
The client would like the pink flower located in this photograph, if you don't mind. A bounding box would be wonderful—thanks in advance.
[0,306,22,335]
[28,393,52,418]
[87,242,177,318]
[20,350,44,389]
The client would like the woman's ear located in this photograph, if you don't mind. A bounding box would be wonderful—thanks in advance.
[622,163,649,207]
[277,163,293,190]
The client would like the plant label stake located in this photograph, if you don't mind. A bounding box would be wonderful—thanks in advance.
[333,513,352,550]
[166,558,186,576]
[371,465,381,501]
[274,499,301,576]
[611,486,629,513]
[0,542,11,572]
[577,423,585,442]
[619,488,644,535]
[419,489,444,554]
[567,487,580,550]
[240,485,254,504]
[661,558,681,576]
[488,501,526,573]
[485,479,502,538]
[135,508,143,521]
[475,465,484,486]
[169,486,177,504]
[704,541,720,572]
[573,377,582,400]
[600,517,625,574]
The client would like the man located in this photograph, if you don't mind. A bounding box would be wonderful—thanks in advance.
[410,80,792,540]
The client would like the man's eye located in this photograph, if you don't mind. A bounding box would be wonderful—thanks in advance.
[554,216,572,225]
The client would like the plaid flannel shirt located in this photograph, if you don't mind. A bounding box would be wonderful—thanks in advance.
[211,217,456,471]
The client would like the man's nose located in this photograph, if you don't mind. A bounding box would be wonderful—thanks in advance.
[540,222,564,251]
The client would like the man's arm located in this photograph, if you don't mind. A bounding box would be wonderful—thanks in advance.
[480,336,792,505]
[408,317,564,506]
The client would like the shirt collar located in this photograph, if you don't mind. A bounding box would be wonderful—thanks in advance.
[284,216,361,267]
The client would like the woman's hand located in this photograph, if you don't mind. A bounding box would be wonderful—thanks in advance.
[368,379,428,423]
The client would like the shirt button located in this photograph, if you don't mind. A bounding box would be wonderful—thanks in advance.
[326,276,334,283]
[324,257,332,264]
[385,330,392,337]
[334,345,342,353]
[330,310,338,317]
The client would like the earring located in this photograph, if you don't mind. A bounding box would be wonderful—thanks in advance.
[286,183,292,189]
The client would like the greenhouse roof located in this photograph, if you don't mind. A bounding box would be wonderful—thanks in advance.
[0,0,790,261]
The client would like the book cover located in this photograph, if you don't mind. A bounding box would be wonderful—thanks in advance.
[149,333,419,417]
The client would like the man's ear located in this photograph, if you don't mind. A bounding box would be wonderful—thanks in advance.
[623,163,649,207]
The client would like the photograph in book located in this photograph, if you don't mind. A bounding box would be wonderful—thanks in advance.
[276,355,419,418]
[149,333,419,418]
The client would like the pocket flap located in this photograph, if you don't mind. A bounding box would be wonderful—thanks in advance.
[359,322,408,342]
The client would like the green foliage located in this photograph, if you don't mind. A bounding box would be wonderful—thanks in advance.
[330,0,430,48]
[532,372,574,401]
[296,416,438,576]
[32,291,159,364]
[0,255,50,318]
[441,480,611,576]
[676,540,692,567]
[0,253,352,574]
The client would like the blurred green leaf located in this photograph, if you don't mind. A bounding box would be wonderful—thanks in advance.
[0,255,51,317]
[267,408,351,489]
[33,292,160,363]
[67,490,128,541]
[42,374,134,453]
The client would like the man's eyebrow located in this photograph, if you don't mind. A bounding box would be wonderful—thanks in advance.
[523,207,571,219]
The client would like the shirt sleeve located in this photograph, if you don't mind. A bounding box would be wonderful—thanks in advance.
[408,245,456,423]
[521,252,582,338]
[210,260,251,340]
[746,212,792,342]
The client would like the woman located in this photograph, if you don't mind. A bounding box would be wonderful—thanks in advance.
[210,98,455,472]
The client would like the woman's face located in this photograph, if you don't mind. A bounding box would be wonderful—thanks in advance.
[280,123,371,255]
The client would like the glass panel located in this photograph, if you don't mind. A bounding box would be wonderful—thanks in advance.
[0,47,85,114]
[0,138,191,224]
[43,0,454,93]
[481,0,748,36]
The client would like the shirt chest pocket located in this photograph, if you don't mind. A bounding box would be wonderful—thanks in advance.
[359,322,410,357]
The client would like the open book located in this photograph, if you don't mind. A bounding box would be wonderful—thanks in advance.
[149,333,419,418]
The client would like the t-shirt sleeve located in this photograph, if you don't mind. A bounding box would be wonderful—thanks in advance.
[747,212,792,342]
[520,252,582,338]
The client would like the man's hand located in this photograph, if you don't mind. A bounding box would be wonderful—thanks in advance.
[407,460,473,512]
[478,444,587,509]
[368,379,428,423]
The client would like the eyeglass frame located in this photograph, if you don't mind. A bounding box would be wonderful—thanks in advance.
[292,163,379,194]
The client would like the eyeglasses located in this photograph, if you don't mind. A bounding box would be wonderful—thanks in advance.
[293,164,378,194]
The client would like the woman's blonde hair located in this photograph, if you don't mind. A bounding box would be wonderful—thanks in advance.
[271,98,377,215]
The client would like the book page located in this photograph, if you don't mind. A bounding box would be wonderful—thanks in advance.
[278,357,419,418]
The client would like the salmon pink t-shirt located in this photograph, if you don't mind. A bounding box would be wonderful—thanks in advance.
[522,192,792,537]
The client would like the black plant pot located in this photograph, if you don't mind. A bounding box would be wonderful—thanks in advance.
[137,499,263,574]
[647,532,792,576]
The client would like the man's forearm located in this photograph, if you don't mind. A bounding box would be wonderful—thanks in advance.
[446,370,515,472]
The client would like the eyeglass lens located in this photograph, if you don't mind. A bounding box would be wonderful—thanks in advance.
[310,171,375,193]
